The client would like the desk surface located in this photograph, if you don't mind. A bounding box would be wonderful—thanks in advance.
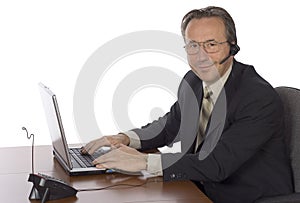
[0,145,212,203]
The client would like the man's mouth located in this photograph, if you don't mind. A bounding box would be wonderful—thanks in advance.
[196,62,215,70]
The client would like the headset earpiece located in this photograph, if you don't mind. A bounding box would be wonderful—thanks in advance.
[219,43,240,65]
[229,44,240,56]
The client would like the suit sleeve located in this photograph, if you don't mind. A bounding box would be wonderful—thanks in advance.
[130,80,185,151]
[128,70,203,177]
[131,87,183,150]
[131,70,201,151]
[162,80,284,182]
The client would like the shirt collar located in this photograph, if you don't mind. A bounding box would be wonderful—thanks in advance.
[203,63,232,104]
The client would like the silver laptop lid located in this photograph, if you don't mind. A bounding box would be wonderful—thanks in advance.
[38,82,73,169]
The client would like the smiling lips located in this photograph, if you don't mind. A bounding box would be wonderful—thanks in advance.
[197,62,215,70]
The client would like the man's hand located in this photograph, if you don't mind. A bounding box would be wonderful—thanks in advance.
[81,133,130,155]
[92,144,148,172]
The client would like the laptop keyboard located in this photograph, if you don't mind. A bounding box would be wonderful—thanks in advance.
[69,148,95,167]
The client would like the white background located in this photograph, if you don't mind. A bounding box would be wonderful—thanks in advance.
[1,0,299,147]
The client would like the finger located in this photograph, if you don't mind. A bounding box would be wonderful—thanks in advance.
[92,150,116,165]
[82,142,93,153]
[88,143,101,155]
[96,162,117,170]
[80,146,88,154]
[82,139,100,154]
[92,158,101,165]
[88,138,109,154]
[110,144,118,149]
[95,163,108,169]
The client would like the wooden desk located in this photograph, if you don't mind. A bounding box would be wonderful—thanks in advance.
[0,146,212,203]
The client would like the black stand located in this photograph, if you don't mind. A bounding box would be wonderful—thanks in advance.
[28,174,51,203]
[29,185,42,199]
[28,173,77,203]
[29,187,50,203]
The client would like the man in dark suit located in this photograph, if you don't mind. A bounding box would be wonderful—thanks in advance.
[82,6,293,202]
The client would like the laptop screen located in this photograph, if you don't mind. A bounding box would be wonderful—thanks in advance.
[38,83,72,168]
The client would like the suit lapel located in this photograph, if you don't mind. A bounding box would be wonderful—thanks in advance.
[178,72,203,154]
[198,61,245,158]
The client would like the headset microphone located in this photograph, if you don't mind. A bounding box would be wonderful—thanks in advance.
[219,44,240,65]
[219,55,231,65]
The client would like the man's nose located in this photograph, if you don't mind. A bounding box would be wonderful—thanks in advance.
[196,46,210,61]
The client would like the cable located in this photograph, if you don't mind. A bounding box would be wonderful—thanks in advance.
[77,179,163,192]
[22,127,35,175]
[20,127,163,194]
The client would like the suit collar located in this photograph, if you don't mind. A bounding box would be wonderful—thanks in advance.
[222,60,245,106]
[185,60,247,108]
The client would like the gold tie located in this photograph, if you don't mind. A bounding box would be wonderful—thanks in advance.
[195,86,213,152]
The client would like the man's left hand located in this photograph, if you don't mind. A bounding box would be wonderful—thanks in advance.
[92,144,148,172]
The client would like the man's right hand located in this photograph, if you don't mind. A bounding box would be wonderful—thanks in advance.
[81,133,130,155]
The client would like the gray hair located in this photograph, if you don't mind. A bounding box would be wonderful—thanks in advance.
[181,6,237,44]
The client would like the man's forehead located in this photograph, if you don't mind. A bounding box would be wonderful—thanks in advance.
[185,17,226,41]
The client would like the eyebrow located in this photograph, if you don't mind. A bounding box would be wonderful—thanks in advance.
[187,39,216,43]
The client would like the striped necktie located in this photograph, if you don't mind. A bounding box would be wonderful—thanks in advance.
[195,86,214,152]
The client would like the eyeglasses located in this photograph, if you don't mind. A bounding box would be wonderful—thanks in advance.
[184,40,228,55]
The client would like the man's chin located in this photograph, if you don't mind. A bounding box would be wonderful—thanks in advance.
[192,68,220,83]
[192,64,214,75]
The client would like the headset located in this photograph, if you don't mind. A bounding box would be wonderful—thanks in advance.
[219,43,240,65]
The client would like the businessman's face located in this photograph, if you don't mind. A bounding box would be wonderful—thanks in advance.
[185,17,232,84]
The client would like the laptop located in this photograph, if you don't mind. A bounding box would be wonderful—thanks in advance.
[38,82,111,176]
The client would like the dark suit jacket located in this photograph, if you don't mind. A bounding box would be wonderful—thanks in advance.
[132,60,293,203]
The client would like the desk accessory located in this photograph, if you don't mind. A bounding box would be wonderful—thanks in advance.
[22,127,77,203]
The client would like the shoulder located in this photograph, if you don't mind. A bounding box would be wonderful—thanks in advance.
[230,61,282,111]
[232,61,274,94]
[177,70,202,96]
[182,70,201,85]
